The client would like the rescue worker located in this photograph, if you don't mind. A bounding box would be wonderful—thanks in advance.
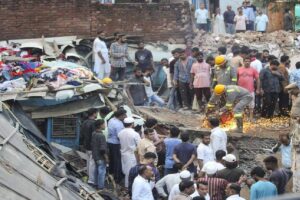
[213,56,237,87]
[207,84,253,133]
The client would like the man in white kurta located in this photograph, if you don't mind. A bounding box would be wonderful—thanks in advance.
[93,31,111,79]
[118,117,141,188]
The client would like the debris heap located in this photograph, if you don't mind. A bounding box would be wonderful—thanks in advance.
[190,30,298,56]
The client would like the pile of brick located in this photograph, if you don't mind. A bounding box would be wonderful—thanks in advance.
[190,30,298,56]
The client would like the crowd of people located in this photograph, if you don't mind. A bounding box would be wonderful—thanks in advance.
[80,106,293,200]
[194,1,294,34]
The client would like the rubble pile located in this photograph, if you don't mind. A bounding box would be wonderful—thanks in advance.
[191,30,298,56]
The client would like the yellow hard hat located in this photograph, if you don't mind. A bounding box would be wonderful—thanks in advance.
[102,77,113,84]
[214,84,225,95]
[215,55,226,66]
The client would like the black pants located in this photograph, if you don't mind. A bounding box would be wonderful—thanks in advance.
[194,87,211,107]
[279,91,290,116]
[108,143,123,183]
[110,67,125,81]
[261,92,279,118]
[255,94,262,113]
[178,81,193,108]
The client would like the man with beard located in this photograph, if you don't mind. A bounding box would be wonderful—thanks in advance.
[190,51,211,111]
[93,31,111,79]
[110,34,135,81]
[135,41,153,72]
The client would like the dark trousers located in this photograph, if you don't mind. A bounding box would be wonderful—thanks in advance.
[261,92,279,118]
[194,87,211,107]
[246,21,254,31]
[278,91,290,116]
[197,23,208,31]
[110,67,125,81]
[255,94,262,113]
[178,81,193,108]
[108,143,123,183]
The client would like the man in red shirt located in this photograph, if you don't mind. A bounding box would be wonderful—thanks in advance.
[237,55,260,121]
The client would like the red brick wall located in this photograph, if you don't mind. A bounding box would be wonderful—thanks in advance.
[0,0,190,42]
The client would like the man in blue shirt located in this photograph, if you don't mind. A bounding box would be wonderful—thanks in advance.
[107,109,127,183]
[290,61,300,89]
[164,127,182,175]
[250,166,277,200]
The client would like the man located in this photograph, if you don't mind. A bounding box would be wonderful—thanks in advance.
[207,85,253,133]
[250,166,278,200]
[137,128,156,162]
[225,183,245,200]
[110,34,134,81]
[223,5,236,34]
[198,163,228,200]
[261,49,269,68]
[93,31,111,79]
[283,8,293,31]
[128,152,159,197]
[173,132,197,174]
[168,49,183,110]
[255,10,269,33]
[217,154,245,183]
[244,0,256,31]
[127,67,148,106]
[91,119,108,190]
[272,133,292,169]
[132,165,155,200]
[206,56,215,84]
[290,61,300,88]
[155,163,184,198]
[213,56,237,87]
[237,55,260,121]
[197,134,214,170]
[80,108,97,185]
[208,117,227,156]
[260,60,284,118]
[168,170,199,200]
[195,182,210,200]
[191,52,211,110]
[250,53,263,73]
[164,127,182,175]
[174,48,196,110]
[263,156,293,194]
[107,109,127,183]
[118,117,141,188]
[200,150,226,177]
[218,47,227,56]
[278,55,290,116]
[230,47,243,69]
[162,58,173,97]
[195,3,209,31]
[135,41,153,72]
[192,47,200,59]
[144,68,165,107]
[174,181,196,200]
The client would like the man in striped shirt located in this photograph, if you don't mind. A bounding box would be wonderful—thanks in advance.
[198,162,228,200]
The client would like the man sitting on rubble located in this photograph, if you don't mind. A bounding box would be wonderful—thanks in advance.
[207,84,253,133]
[127,67,148,106]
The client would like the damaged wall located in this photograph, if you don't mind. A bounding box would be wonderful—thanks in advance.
[0,0,191,42]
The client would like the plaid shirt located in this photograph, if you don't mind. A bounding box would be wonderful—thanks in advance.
[110,42,132,68]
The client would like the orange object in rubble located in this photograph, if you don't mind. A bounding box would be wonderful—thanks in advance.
[220,111,234,124]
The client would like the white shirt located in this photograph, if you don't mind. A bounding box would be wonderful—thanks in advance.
[201,161,225,173]
[210,127,227,156]
[132,175,154,200]
[163,66,173,88]
[197,143,214,165]
[195,9,208,24]
[144,76,154,97]
[250,59,263,73]
[169,184,206,200]
[255,14,269,32]
[155,173,181,197]
[226,194,245,200]
[118,128,141,154]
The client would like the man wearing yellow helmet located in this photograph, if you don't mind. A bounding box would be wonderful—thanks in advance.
[207,84,253,133]
[212,56,237,87]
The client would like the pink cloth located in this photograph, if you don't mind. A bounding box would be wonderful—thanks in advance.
[190,62,211,88]
[237,67,259,92]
